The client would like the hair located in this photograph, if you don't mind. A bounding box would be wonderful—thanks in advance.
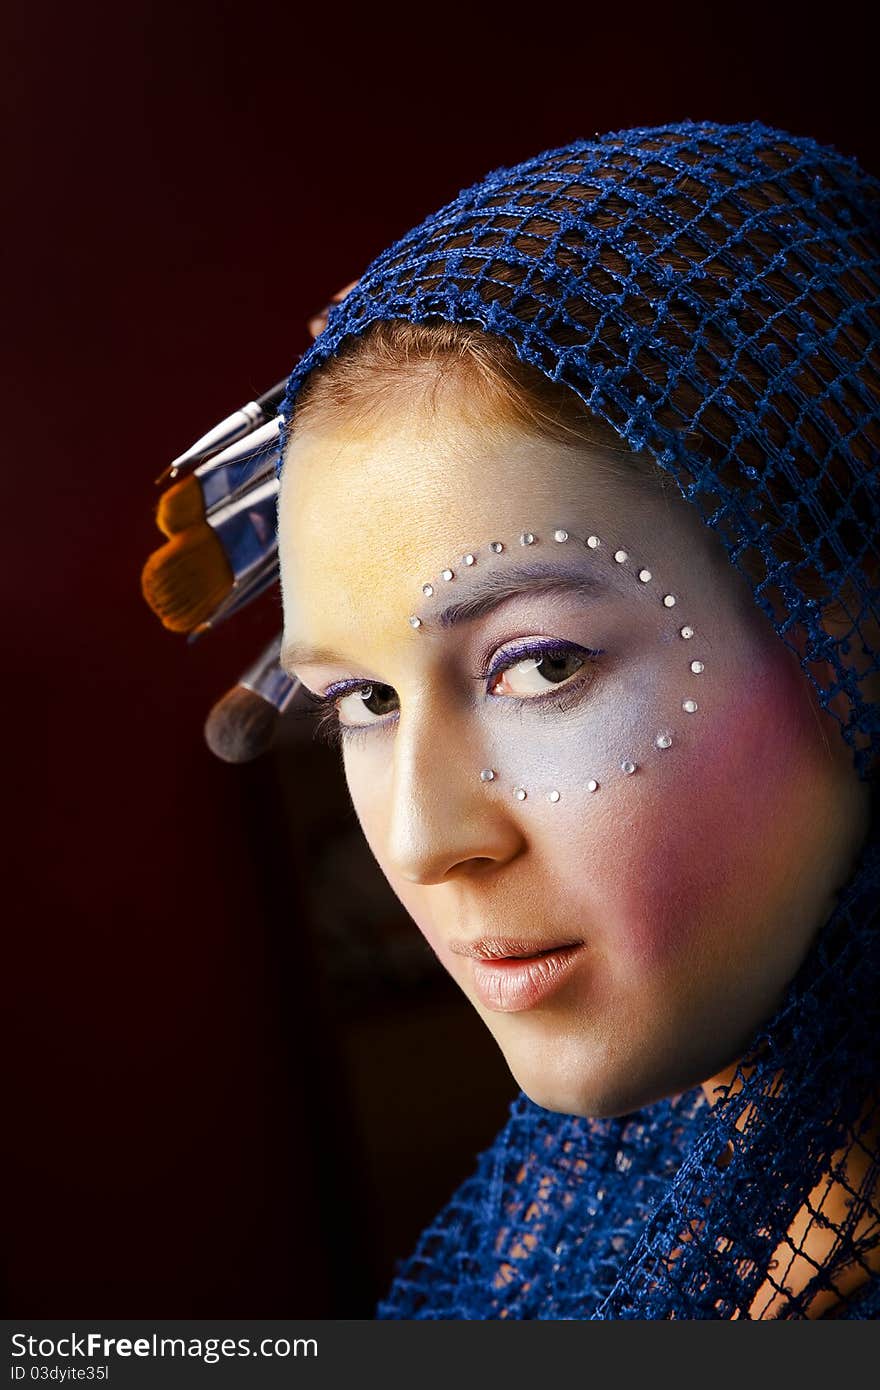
[288,312,872,633]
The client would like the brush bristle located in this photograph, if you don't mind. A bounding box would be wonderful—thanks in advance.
[204,686,280,762]
[141,524,233,632]
[156,476,204,536]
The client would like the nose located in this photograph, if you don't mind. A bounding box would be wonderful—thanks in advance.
[385,702,525,885]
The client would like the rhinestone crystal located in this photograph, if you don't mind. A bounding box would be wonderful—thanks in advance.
[655,733,673,749]
[621,760,637,775]
[547,790,561,802]
[638,568,652,582]
[586,535,601,548]
[682,698,698,713]
[463,553,475,565]
[680,625,694,639]
[479,768,496,781]
[663,594,676,607]
[520,532,536,545]
[586,779,599,792]
[422,583,434,596]
[690,660,705,674]
[490,541,504,553]
[554,529,569,542]
[441,568,454,581]
[409,615,422,628]
[614,549,628,563]
[514,787,527,800]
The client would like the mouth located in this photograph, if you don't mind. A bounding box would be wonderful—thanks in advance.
[458,940,587,1013]
[450,936,584,962]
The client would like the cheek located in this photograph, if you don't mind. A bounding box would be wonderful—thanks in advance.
[505,642,830,983]
[339,637,826,986]
[604,651,830,973]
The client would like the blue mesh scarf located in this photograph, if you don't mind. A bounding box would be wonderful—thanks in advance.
[275,119,880,1318]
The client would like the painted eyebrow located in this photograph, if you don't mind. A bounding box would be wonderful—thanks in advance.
[279,561,609,671]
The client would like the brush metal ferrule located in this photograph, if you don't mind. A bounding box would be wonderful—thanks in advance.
[240,632,300,713]
[206,476,279,585]
[194,417,281,477]
[197,437,280,518]
[169,399,269,477]
[204,551,279,627]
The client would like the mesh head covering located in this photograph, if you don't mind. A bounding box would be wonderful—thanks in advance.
[276,119,880,1318]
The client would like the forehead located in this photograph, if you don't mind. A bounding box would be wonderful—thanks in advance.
[275,405,722,662]
[281,411,622,586]
[284,413,593,551]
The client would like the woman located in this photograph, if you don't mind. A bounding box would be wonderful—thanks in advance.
[269,118,880,1317]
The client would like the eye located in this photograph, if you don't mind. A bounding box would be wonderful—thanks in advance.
[292,638,603,749]
[337,682,397,725]
[477,638,604,713]
[485,642,592,698]
[293,680,398,749]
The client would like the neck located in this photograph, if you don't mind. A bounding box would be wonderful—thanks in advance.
[699,1057,880,1316]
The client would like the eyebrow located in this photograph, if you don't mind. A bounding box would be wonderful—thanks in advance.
[279,561,609,671]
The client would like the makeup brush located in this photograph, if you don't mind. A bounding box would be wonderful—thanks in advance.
[145,282,362,634]
[141,477,279,632]
[156,418,281,538]
[155,278,361,486]
[204,632,301,763]
[187,549,280,642]
[156,378,288,484]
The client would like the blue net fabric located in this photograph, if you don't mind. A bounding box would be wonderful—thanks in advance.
[275,120,880,1318]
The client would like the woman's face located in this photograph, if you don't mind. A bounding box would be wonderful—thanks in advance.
[277,386,871,1119]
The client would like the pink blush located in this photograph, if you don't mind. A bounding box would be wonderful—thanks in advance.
[607,660,820,970]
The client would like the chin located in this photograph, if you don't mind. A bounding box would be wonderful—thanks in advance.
[506,1058,628,1120]
[517,1077,643,1121]
[504,1044,684,1121]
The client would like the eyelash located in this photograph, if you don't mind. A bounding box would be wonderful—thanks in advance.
[292,640,604,751]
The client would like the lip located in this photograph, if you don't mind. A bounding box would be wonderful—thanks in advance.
[468,943,586,1012]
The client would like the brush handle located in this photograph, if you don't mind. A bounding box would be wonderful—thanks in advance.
[255,379,289,413]
[195,417,281,478]
[240,631,301,712]
[168,399,268,477]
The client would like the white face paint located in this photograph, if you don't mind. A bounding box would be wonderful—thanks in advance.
[400,522,705,803]
[276,389,871,1120]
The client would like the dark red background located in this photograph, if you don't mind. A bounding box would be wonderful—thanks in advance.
[5,2,878,1315]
